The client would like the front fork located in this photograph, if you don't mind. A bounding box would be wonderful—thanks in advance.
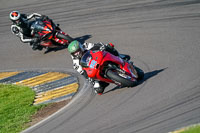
[52,31,68,45]
[128,62,138,79]
[106,62,138,81]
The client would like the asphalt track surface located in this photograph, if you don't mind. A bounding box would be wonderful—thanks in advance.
[0,0,200,133]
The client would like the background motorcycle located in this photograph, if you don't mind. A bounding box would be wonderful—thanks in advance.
[80,50,144,87]
[30,18,74,51]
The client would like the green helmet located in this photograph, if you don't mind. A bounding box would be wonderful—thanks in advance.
[68,40,84,58]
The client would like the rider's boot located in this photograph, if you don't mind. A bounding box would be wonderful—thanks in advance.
[32,44,39,50]
[93,81,109,95]
[94,87,104,95]
[32,44,43,51]
[93,81,103,95]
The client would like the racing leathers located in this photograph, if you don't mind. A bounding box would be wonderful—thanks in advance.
[10,13,47,50]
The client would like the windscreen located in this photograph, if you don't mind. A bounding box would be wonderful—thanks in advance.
[80,51,92,68]
[31,20,45,32]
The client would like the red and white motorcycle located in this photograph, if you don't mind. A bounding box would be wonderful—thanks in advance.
[80,50,144,87]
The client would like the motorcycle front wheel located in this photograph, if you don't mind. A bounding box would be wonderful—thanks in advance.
[56,32,74,44]
[134,66,144,80]
[106,70,138,87]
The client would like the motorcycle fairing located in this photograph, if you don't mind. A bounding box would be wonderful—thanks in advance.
[82,51,103,78]
[82,50,137,84]
[101,52,137,81]
[31,19,69,48]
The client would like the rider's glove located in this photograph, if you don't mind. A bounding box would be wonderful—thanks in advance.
[81,70,89,79]
[99,44,106,51]
[80,70,94,84]
[106,42,114,49]
[87,78,95,85]
[41,15,49,21]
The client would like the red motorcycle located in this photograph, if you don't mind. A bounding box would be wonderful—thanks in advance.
[30,18,73,50]
[80,50,144,87]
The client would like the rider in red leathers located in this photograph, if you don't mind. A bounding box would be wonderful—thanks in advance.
[68,40,130,95]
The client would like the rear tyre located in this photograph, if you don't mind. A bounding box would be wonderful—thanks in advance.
[56,32,74,44]
[106,70,137,87]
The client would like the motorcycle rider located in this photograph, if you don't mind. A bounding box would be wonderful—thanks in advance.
[68,40,130,95]
[9,11,50,50]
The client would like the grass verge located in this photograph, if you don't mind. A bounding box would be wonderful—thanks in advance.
[180,124,200,133]
[170,124,200,133]
[0,84,46,133]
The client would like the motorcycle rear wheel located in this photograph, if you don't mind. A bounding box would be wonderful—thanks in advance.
[106,70,138,87]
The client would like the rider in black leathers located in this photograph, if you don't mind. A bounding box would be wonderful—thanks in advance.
[9,11,49,50]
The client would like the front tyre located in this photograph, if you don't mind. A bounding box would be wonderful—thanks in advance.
[134,66,144,80]
[106,70,138,87]
[56,32,74,43]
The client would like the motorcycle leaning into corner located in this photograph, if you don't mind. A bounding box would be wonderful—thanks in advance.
[80,49,144,89]
[30,18,74,51]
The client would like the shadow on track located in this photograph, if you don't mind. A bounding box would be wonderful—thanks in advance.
[104,68,167,94]
[142,68,167,81]
[44,34,92,54]
[74,34,92,43]
[44,46,66,54]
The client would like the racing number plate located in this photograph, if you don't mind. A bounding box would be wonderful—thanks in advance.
[90,60,97,69]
